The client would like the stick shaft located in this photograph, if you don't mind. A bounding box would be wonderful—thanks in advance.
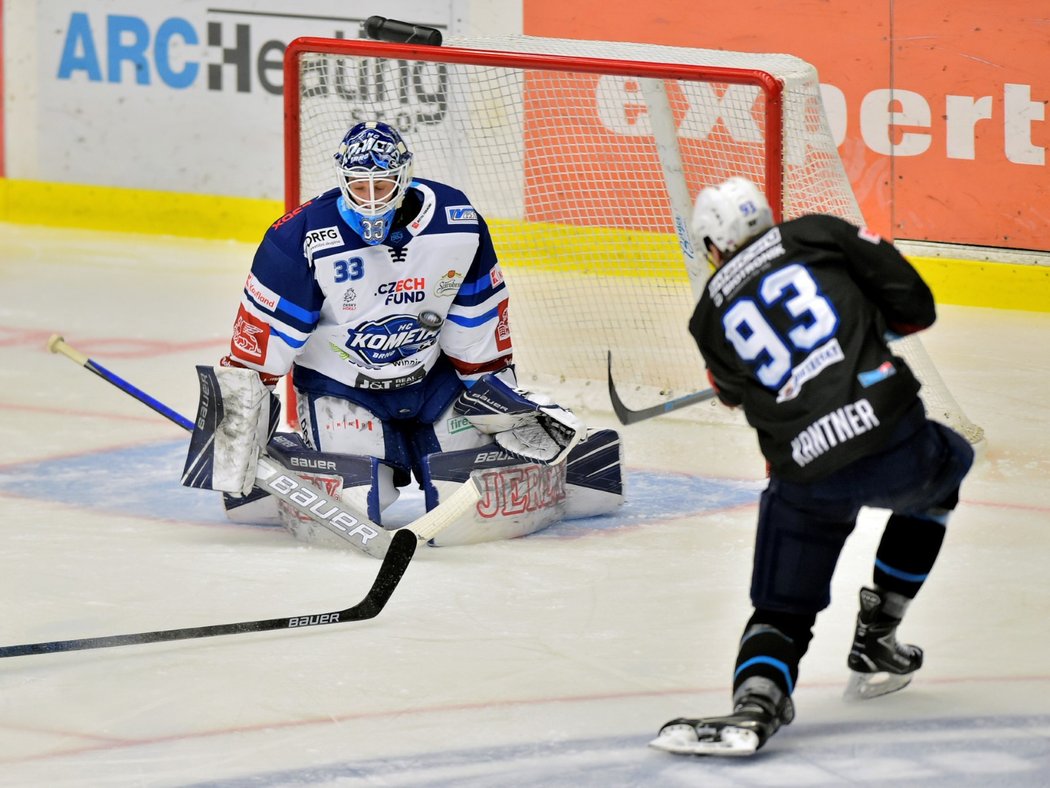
[48,335,194,431]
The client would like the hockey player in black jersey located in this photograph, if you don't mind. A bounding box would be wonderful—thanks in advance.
[650,177,975,757]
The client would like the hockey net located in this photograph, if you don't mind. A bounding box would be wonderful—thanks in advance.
[283,34,984,445]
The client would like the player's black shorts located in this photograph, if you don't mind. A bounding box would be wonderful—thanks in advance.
[750,418,974,613]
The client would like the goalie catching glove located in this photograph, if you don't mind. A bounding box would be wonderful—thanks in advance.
[453,372,584,465]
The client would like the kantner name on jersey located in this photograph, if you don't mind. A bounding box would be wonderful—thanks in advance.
[791,398,881,468]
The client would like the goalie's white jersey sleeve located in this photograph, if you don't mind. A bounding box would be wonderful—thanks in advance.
[227,178,513,389]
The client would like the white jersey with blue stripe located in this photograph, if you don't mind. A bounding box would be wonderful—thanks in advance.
[228,178,512,391]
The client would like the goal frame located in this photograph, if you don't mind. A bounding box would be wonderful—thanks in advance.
[283,36,785,220]
[281,36,789,426]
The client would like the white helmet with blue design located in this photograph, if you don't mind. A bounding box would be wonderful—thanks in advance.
[333,121,414,245]
[691,176,774,267]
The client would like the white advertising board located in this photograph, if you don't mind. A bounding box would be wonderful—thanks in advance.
[24,1,457,199]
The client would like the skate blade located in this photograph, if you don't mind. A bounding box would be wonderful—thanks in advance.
[649,725,759,757]
[844,669,914,701]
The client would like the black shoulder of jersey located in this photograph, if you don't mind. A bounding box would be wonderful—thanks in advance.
[783,212,851,231]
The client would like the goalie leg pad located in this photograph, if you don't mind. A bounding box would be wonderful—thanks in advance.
[423,462,567,547]
[222,486,279,525]
[562,428,624,518]
[293,391,415,512]
[268,432,403,528]
[418,430,624,546]
[221,432,401,536]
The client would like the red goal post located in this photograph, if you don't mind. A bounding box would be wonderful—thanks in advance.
[280,34,983,445]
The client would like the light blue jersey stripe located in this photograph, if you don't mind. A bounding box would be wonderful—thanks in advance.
[457,276,494,297]
[244,290,319,329]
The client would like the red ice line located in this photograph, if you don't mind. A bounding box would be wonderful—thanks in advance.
[0,675,1047,767]
[0,326,224,358]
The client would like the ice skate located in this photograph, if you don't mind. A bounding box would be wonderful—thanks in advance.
[844,587,924,700]
[650,679,794,756]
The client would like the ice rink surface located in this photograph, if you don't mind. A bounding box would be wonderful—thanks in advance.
[1,223,1049,786]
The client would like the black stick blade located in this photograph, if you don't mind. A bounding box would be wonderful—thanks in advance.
[351,528,417,619]
[607,350,718,425]
[0,529,417,659]
[607,351,635,425]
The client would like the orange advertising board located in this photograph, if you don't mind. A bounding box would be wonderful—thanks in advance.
[522,72,776,229]
[524,0,1048,252]
[892,5,1048,248]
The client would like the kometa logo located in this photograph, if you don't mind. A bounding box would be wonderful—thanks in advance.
[344,314,438,368]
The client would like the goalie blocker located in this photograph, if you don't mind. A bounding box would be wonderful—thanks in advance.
[181,365,280,496]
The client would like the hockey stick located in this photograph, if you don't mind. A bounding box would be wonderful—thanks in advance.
[47,335,392,558]
[46,335,478,549]
[607,351,718,425]
[47,334,196,431]
[410,474,482,542]
[0,529,416,658]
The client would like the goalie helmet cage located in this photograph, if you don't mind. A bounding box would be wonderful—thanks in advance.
[282,35,984,445]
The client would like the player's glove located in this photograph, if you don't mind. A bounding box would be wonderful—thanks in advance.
[454,373,584,465]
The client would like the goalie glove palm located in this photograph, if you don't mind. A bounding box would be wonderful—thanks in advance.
[495,403,584,465]
[455,373,585,465]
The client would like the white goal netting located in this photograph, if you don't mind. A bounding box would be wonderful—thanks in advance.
[286,34,983,444]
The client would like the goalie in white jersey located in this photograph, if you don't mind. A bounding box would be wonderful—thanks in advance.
[184,121,622,541]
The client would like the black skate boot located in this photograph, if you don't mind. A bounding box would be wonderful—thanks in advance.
[845,586,924,700]
[649,677,794,757]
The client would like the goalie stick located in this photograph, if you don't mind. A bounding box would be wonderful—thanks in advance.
[0,529,416,658]
[47,334,197,432]
[606,351,718,425]
[46,335,477,551]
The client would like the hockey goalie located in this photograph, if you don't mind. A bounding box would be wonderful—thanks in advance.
[181,120,623,547]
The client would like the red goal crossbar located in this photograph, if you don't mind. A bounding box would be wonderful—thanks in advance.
[284,37,784,218]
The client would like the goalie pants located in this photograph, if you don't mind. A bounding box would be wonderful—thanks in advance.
[292,357,493,505]
[732,416,974,700]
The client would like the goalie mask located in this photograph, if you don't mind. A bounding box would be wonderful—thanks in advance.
[691,176,774,268]
[334,121,414,246]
